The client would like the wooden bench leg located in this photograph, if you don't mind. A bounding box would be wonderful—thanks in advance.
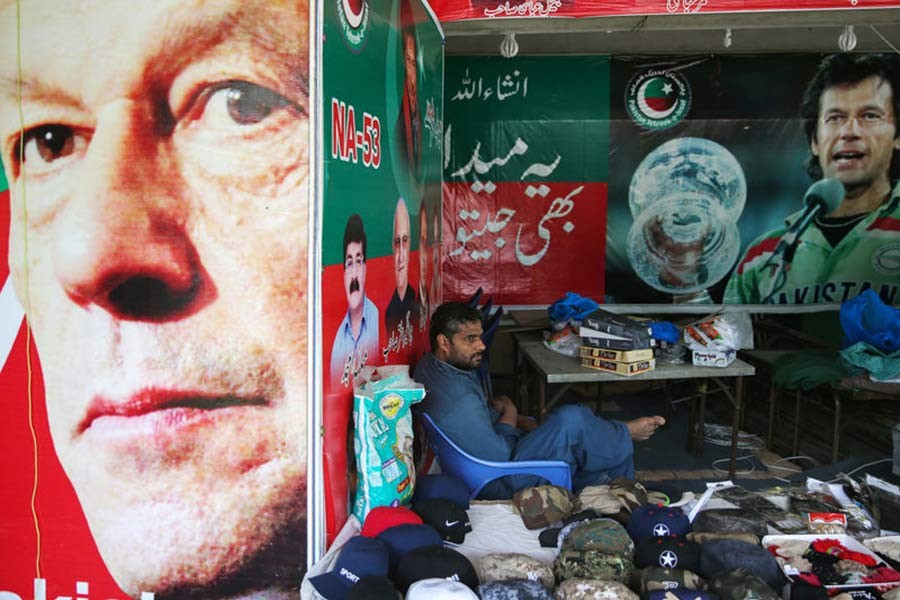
[831,390,842,464]
[767,384,779,450]
[792,390,802,457]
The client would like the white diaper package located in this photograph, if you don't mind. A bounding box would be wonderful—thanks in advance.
[351,365,425,523]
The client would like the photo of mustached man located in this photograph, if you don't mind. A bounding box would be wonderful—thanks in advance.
[331,214,380,384]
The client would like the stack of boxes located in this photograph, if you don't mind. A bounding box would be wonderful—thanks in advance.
[578,309,656,377]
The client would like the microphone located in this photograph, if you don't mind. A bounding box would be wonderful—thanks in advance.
[762,178,845,302]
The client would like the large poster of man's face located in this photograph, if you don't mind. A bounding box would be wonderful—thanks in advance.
[0,1,310,598]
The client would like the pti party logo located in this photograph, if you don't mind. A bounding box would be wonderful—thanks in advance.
[336,0,370,52]
[626,68,691,130]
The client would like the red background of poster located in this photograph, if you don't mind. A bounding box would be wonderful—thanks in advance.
[320,253,430,540]
[0,192,126,599]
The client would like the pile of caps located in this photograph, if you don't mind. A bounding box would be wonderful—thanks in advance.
[310,473,478,599]
[310,474,900,600]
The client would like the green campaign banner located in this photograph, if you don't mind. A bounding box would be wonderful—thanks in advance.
[321,0,443,541]
[444,56,610,305]
[445,53,900,308]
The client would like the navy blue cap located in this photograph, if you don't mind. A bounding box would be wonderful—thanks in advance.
[309,536,390,600]
[413,473,470,509]
[393,545,479,593]
[627,503,691,541]
[375,523,443,572]
[700,539,785,591]
[345,575,400,600]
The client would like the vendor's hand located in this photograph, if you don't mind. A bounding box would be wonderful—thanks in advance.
[517,415,539,433]
[492,394,518,427]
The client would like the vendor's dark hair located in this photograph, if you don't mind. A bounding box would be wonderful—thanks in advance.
[342,214,367,263]
[429,302,483,350]
[801,53,900,180]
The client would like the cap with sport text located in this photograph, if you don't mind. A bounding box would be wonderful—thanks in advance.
[309,536,390,600]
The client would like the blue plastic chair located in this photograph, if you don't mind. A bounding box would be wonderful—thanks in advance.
[418,412,572,499]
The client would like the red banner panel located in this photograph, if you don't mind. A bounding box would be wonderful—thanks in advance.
[443,181,607,305]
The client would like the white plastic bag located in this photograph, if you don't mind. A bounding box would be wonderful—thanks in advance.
[683,311,754,351]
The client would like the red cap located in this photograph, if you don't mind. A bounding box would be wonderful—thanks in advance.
[360,506,423,538]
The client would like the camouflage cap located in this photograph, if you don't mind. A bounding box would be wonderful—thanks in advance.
[554,578,638,600]
[576,485,623,515]
[691,509,767,539]
[707,569,780,600]
[609,477,649,513]
[477,579,554,600]
[639,567,707,594]
[552,549,634,584]
[559,519,635,558]
[478,553,555,590]
[512,485,577,530]
[646,591,721,600]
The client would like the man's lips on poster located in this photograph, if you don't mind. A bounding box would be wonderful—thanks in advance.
[832,148,867,166]
[79,388,268,439]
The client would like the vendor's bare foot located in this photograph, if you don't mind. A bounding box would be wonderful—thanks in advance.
[627,416,666,441]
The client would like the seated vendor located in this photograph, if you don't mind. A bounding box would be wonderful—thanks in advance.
[413,302,665,499]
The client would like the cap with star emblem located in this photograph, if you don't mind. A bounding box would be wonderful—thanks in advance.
[627,504,692,542]
[635,535,701,572]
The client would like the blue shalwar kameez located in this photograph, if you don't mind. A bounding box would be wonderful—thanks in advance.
[413,352,634,499]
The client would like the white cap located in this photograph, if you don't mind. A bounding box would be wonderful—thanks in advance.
[405,577,478,600]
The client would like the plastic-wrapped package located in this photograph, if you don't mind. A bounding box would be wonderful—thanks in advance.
[351,365,425,523]
[683,312,754,351]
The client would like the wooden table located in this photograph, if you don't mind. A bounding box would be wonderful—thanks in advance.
[514,331,756,479]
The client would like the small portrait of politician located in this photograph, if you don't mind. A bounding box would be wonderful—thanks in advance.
[0,0,310,598]
[331,213,380,383]
[725,53,900,305]
[385,198,418,334]
[395,0,422,177]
